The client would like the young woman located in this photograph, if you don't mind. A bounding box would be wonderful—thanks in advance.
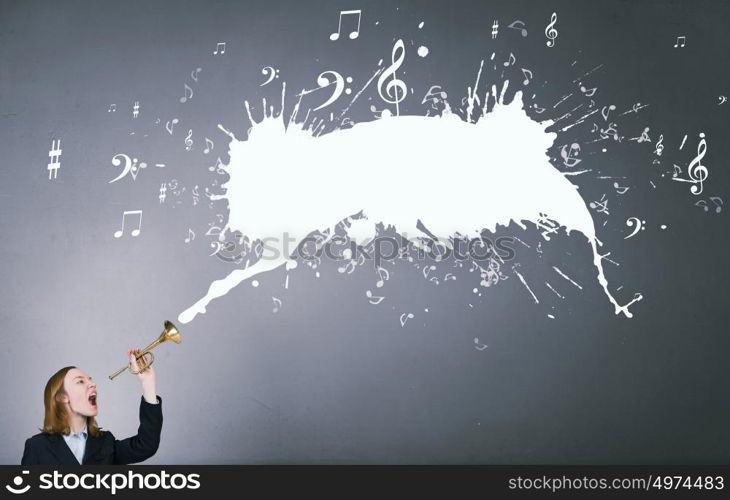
[21,348,163,465]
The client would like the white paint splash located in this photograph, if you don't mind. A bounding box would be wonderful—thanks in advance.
[178,80,638,324]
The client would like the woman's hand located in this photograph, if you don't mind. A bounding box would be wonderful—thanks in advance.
[128,348,157,403]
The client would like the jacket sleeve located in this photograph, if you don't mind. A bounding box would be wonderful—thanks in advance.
[21,438,39,465]
[113,395,163,464]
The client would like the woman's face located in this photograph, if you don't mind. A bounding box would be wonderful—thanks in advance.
[61,368,98,417]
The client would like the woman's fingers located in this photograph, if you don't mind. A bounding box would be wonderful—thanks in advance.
[128,347,144,372]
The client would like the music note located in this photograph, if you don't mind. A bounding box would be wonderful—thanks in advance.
[399,312,414,327]
[507,20,528,37]
[377,39,407,116]
[521,68,532,85]
[673,36,686,48]
[687,132,708,195]
[208,156,224,173]
[560,143,582,167]
[213,42,226,55]
[366,290,385,305]
[422,265,436,279]
[601,104,616,121]
[545,12,558,47]
[191,67,202,82]
[206,225,222,237]
[179,84,193,103]
[113,210,142,238]
[474,337,488,351]
[108,104,116,112]
[185,228,195,243]
[579,83,597,97]
[165,118,179,135]
[695,200,709,212]
[203,138,214,154]
[613,182,629,194]
[329,9,361,40]
[375,266,390,287]
[502,52,516,67]
[272,297,282,313]
[709,197,723,213]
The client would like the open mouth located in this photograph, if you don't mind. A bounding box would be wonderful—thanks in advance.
[88,394,97,407]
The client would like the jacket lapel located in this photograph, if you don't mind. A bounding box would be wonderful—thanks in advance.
[82,433,103,464]
[47,434,81,465]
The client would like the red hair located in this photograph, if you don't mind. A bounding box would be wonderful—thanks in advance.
[41,366,101,437]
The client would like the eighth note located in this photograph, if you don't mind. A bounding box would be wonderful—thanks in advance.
[272,297,282,313]
[165,118,179,135]
[709,196,723,213]
[366,290,385,305]
[203,137,214,154]
[329,9,361,40]
[673,36,686,48]
[213,42,226,55]
[179,84,193,103]
[507,20,528,37]
[521,68,532,85]
[399,312,414,327]
[185,228,195,243]
[113,210,142,238]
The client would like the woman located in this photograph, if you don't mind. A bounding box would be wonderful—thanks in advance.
[21,348,163,465]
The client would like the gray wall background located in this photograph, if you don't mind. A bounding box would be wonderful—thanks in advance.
[1,0,728,464]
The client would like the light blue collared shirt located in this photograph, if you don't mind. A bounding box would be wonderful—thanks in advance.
[63,425,87,464]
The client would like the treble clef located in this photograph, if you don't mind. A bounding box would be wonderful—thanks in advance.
[545,12,558,48]
[687,132,708,195]
[377,39,407,116]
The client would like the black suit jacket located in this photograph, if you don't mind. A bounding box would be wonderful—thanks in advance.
[21,395,163,465]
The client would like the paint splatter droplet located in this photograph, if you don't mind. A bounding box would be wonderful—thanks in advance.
[418,46,429,57]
